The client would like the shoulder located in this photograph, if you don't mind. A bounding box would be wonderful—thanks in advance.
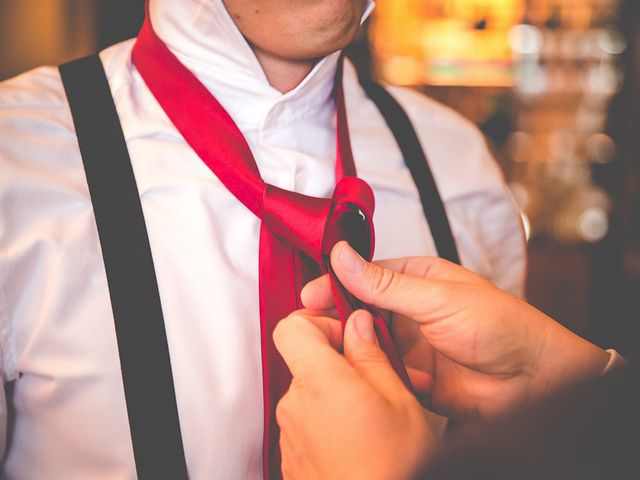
[0,40,135,169]
[0,40,136,250]
[344,61,505,200]
[343,62,526,293]
[0,64,66,108]
[0,39,135,149]
[385,85,486,155]
[0,39,135,123]
[385,85,506,198]
[0,64,81,206]
[0,64,73,139]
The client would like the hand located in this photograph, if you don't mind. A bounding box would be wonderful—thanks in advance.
[302,242,611,420]
[274,309,435,480]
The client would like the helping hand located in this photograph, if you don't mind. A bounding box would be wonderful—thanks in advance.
[274,309,434,480]
[301,242,611,420]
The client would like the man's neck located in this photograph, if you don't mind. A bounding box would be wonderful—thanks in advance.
[252,45,316,93]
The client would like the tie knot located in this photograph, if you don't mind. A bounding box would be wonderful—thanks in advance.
[263,177,376,265]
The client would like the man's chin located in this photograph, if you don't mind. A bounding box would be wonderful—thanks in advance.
[291,26,361,61]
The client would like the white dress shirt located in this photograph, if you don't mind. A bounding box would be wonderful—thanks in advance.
[0,0,526,478]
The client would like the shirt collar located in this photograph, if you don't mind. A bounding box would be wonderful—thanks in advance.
[148,0,375,127]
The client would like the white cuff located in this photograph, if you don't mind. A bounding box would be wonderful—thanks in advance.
[601,349,627,376]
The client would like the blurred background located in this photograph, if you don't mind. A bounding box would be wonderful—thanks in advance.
[1,0,638,360]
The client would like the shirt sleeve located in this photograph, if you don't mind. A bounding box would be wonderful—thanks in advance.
[0,289,8,461]
[602,349,627,376]
[475,184,527,298]
[445,183,528,298]
[0,385,6,462]
[383,85,528,298]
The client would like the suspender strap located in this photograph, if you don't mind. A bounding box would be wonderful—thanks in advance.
[59,55,189,480]
[58,53,458,479]
[359,79,461,265]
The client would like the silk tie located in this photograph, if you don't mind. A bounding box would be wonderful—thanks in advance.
[132,13,412,480]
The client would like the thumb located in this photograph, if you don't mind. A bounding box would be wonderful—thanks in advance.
[330,242,448,325]
[344,310,410,400]
[274,312,347,380]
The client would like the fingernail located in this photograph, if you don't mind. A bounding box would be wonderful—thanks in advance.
[337,243,364,273]
[352,311,375,343]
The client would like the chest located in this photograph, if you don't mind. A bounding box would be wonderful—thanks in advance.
[2,71,454,479]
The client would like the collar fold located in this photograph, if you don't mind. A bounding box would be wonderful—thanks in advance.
[147,0,374,127]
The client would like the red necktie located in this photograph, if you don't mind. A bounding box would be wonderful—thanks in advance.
[132,13,411,480]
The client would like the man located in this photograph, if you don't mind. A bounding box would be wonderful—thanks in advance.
[0,0,525,478]
[274,242,630,479]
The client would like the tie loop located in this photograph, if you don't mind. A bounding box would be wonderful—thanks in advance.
[322,177,375,262]
[263,185,332,264]
[263,177,376,266]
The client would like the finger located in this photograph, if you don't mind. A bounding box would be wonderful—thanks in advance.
[391,313,435,397]
[300,274,333,310]
[390,313,425,358]
[301,255,473,312]
[273,312,346,379]
[330,242,452,324]
[294,309,344,350]
[374,256,484,284]
[343,310,411,401]
[302,305,340,320]
[303,306,340,322]
[405,366,434,399]
[279,432,296,480]
[280,431,309,480]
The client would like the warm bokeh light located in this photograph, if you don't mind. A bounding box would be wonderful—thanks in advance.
[0,0,96,80]
[371,0,525,87]
[371,0,622,246]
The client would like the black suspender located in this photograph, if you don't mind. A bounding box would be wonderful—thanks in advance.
[59,55,189,480]
[59,53,459,478]
[358,78,461,265]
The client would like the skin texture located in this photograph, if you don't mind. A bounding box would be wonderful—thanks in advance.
[303,242,611,419]
[273,242,611,478]
[222,0,368,91]
[274,309,435,480]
